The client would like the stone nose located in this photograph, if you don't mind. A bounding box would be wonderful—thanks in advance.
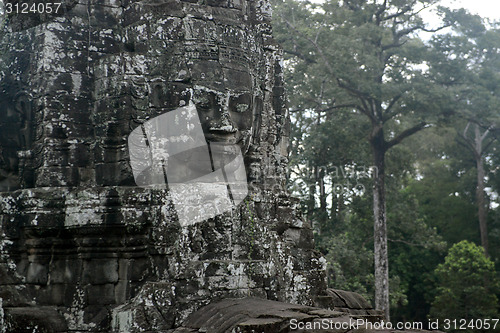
[209,113,237,133]
[209,100,237,133]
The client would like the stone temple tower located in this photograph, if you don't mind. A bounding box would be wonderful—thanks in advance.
[0,0,330,330]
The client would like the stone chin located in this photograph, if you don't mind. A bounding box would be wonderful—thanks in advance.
[204,130,253,155]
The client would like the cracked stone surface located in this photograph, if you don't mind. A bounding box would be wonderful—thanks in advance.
[0,0,330,331]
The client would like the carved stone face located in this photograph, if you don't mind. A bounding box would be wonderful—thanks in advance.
[123,3,262,155]
[1,0,269,188]
[152,81,256,154]
[193,87,253,146]
[143,61,258,156]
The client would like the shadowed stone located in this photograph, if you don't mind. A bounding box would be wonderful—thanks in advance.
[4,306,68,333]
[0,0,327,330]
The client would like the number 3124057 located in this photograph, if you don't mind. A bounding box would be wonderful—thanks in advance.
[5,2,62,14]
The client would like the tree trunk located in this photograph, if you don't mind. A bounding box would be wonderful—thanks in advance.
[372,127,390,321]
[474,125,489,256]
[331,175,337,218]
[338,190,344,224]
[307,165,317,220]
[319,171,327,216]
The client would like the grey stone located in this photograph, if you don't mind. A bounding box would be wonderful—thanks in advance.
[0,0,332,331]
[26,263,48,285]
[82,259,119,285]
[328,289,373,310]
[173,298,383,333]
[86,284,116,305]
[4,306,68,333]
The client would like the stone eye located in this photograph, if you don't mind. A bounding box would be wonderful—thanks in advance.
[235,103,249,113]
[198,100,211,109]
[230,93,252,113]
[194,92,216,110]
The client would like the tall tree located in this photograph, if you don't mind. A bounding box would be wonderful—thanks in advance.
[273,0,453,319]
[459,122,497,256]
[429,16,500,256]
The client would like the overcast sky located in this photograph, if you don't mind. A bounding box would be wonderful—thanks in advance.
[0,0,498,20]
[439,0,500,20]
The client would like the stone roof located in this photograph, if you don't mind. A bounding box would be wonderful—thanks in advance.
[172,297,437,333]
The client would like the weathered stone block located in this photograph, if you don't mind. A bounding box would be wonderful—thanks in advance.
[37,284,68,306]
[127,258,151,282]
[82,259,119,285]
[4,307,68,333]
[115,280,130,304]
[49,259,81,284]
[26,263,48,285]
[0,285,31,307]
[86,284,116,305]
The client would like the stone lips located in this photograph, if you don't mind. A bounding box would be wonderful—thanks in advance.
[128,101,248,226]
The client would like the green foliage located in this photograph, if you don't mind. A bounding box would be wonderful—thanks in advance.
[272,0,500,323]
[406,157,479,246]
[387,179,447,320]
[321,183,446,312]
[430,241,499,329]
[324,230,375,302]
[322,198,410,308]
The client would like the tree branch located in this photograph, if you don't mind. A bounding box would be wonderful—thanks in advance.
[321,104,362,112]
[382,94,402,121]
[463,121,471,139]
[455,136,475,154]
[381,5,413,22]
[456,122,477,154]
[388,238,427,248]
[483,137,496,154]
[480,126,492,142]
[382,40,407,51]
[375,0,388,24]
[336,79,378,123]
[283,49,316,64]
[279,14,336,76]
[336,78,372,100]
[386,121,428,149]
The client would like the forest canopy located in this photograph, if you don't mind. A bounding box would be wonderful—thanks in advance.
[271,0,500,324]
